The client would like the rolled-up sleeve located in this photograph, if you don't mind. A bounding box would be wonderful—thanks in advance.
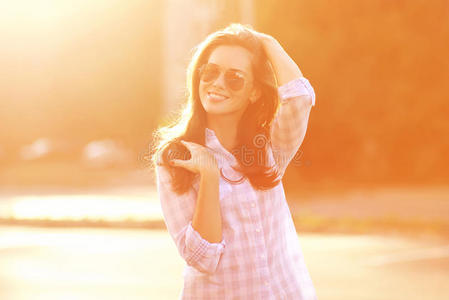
[156,164,226,274]
[270,77,316,177]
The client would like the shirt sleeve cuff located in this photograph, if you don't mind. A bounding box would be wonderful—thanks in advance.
[185,221,226,261]
[278,77,316,106]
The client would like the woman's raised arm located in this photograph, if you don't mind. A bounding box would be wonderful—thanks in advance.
[256,32,316,177]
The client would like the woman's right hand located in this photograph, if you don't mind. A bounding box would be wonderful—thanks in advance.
[170,140,219,175]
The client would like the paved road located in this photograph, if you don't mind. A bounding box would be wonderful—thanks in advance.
[0,226,448,300]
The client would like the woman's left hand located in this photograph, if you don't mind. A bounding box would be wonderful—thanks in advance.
[170,140,219,176]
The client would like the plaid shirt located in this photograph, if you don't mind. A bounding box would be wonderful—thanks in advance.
[156,77,317,299]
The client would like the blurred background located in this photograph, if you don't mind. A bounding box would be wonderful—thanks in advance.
[0,0,448,299]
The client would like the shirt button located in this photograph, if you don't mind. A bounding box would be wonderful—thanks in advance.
[256,228,260,233]
[260,254,264,259]
[264,281,269,286]
[251,202,256,208]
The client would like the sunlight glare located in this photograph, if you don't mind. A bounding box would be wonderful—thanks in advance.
[9,194,162,221]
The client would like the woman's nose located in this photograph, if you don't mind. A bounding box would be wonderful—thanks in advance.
[211,71,226,89]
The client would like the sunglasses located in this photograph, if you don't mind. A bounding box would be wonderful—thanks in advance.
[198,63,251,92]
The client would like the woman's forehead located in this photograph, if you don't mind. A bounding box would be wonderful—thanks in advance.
[207,45,253,72]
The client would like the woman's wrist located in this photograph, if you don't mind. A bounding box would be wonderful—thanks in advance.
[200,165,220,178]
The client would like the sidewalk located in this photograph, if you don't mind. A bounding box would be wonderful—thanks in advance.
[1,185,448,239]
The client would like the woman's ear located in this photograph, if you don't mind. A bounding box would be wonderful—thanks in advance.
[249,87,261,104]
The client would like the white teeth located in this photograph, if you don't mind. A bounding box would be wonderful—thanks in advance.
[208,92,228,100]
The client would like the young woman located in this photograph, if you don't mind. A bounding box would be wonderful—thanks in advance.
[152,23,317,300]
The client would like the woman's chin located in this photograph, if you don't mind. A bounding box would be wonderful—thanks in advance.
[202,101,227,113]
[205,107,228,115]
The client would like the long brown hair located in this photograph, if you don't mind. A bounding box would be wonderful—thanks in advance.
[151,23,281,195]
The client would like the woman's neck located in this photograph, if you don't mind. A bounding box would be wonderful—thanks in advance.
[206,115,239,152]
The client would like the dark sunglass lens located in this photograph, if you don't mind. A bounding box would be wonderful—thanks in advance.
[225,71,245,91]
[200,64,219,82]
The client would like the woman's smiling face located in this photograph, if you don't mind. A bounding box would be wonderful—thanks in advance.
[199,45,259,119]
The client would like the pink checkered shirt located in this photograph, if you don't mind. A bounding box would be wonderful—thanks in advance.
[156,77,317,299]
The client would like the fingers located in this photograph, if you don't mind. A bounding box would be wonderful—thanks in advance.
[180,140,199,149]
[170,140,194,171]
[170,140,212,174]
[170,158,194,172]
[170,158,185,167]
[180,140,205,156]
